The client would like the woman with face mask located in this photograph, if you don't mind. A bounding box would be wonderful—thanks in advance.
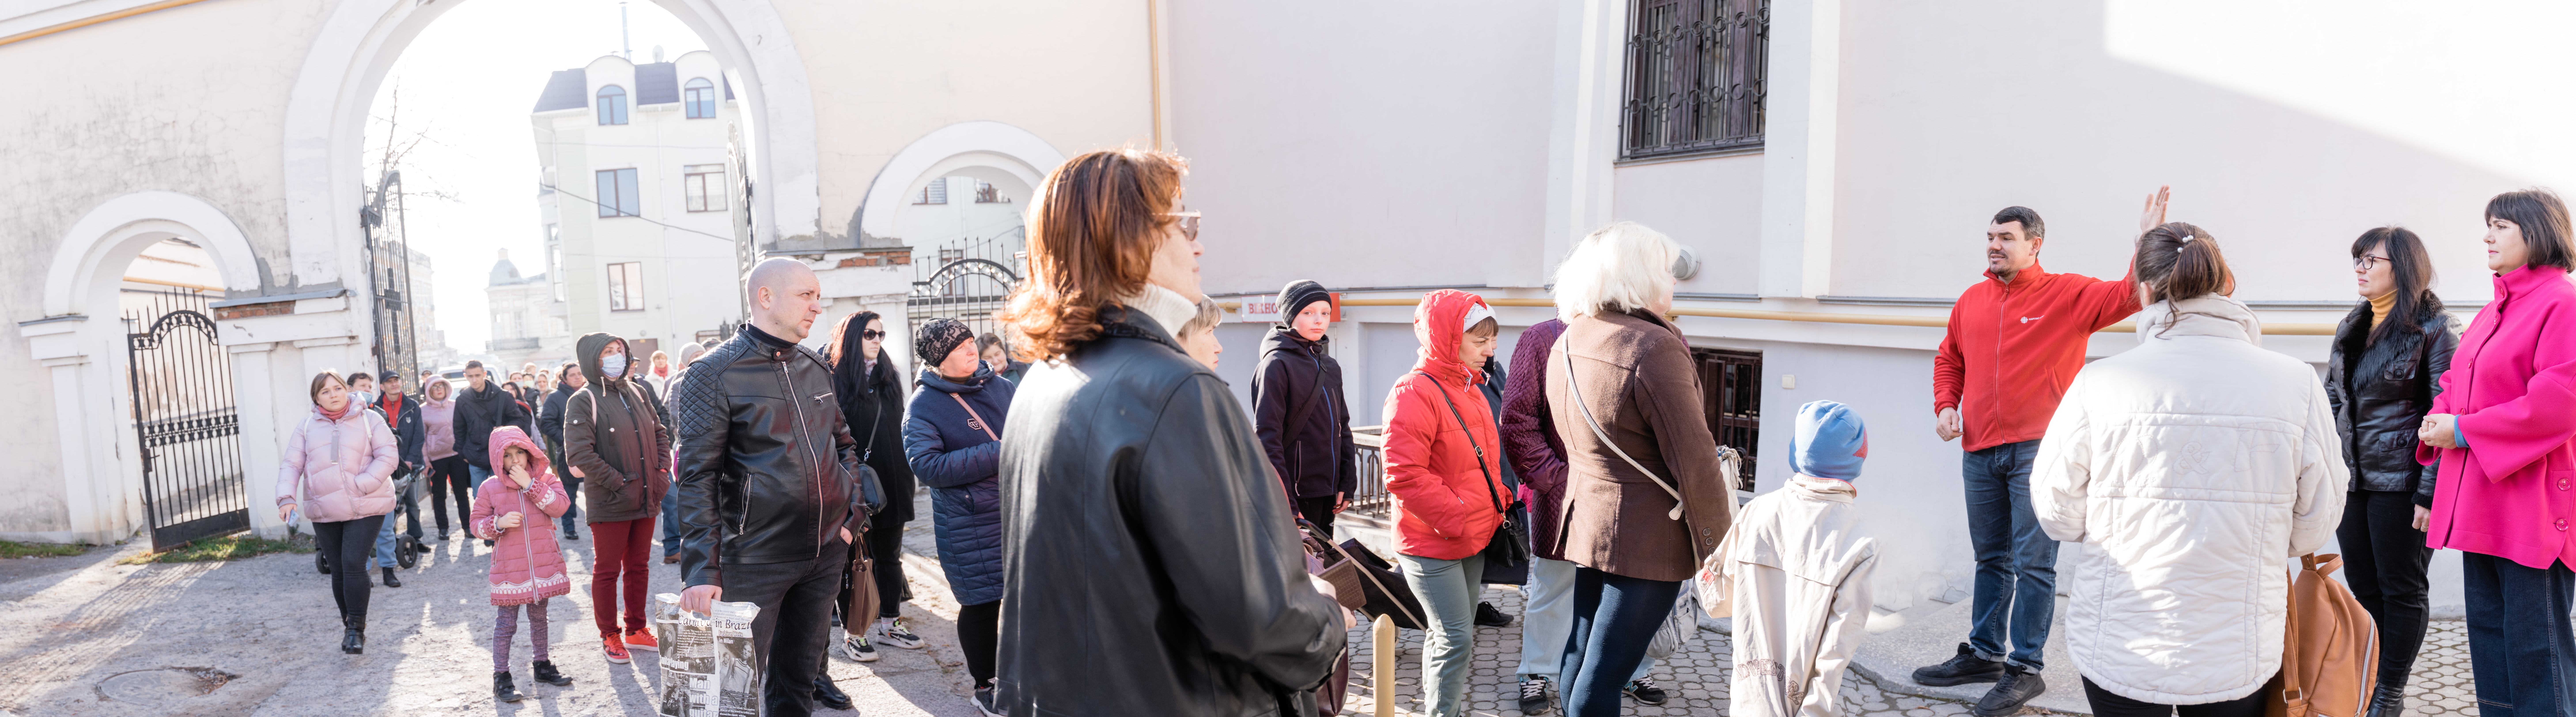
[563,333,673,664]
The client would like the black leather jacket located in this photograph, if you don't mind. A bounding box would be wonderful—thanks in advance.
[995,308,1345,716]
[2325,296,2458,496]
[673,325,876,587]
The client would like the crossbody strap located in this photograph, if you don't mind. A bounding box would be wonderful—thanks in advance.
[950,393,1001,442]
[1410,370,1513,515]
[1558,335,1687,521]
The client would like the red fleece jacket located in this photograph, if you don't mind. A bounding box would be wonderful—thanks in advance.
[1382,290,1507,560]
[1933,263,2141,452]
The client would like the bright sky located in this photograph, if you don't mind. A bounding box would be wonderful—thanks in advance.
[365,0,709,354]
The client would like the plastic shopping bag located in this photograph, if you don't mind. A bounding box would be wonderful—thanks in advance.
[655,595,764,717]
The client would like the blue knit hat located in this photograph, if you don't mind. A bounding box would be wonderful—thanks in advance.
[1789,400,1868,482]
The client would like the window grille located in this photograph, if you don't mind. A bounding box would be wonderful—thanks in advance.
[1622,0,1768,160]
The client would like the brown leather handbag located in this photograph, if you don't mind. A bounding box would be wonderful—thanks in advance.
[2263,553,2378,717]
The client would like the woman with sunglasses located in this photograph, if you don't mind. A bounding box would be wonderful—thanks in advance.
[2324,226,2456,717]
[821,311,918,664]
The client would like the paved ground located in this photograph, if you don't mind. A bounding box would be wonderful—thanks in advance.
[0,494,2492,716]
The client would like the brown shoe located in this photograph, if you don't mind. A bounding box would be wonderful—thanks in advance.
[663,554,679,564]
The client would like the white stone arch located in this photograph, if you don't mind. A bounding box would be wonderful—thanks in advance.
[280,0,821,292]
[15,191,263,544]
[857,121,1069,242]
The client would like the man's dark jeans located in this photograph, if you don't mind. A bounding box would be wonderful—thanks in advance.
[2462,552,2576,717]
[1964,438,2056,670]
[721,536,848,717]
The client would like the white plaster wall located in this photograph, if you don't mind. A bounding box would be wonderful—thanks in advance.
[1613,155,1767,297]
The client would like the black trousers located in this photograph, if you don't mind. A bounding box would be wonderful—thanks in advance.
[426,456,471,536]
[724,537,849,717]
[312,514,384,620]
[2081,676,2265,717]
[958,600,1001,689]
[2336,489,2432,689]
[864,513,907,619]
[1295,496,1339,540]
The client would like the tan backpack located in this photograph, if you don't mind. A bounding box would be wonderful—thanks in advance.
[2264,553,2378,717]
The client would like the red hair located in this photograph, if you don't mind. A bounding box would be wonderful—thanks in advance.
[999,147,1187,360]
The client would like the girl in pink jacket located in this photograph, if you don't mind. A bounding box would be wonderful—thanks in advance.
[274,370,399,656]
[472,426,574,702]
[2416,189,2576,713]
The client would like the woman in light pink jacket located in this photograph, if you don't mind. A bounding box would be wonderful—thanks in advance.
[274,369,400,655]
[2416,188,2576,714]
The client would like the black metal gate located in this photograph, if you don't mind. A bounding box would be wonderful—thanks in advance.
[1694,347,1761,491]
[125,291,248,551]
[906,244,1023,375]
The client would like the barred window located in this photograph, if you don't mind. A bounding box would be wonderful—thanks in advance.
[1622,0,1768,160]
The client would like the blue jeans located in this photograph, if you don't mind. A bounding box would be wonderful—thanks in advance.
[1398,551,1488,717]
[660,487,682,558]
[468,464,491,490]
[1516,556,1653,683]
[1964,439,2056,670]
[371,508,401,569]
[2462,552,2576,717]
[1558,566,1681,717]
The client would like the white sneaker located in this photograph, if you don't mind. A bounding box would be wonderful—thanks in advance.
[838,632,879,662]
[874,619,925,650]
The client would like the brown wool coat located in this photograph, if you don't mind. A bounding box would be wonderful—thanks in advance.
[1544,308,1736,581]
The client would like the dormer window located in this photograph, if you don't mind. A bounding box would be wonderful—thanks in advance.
[597,85,628,125]
[685,78,716,119]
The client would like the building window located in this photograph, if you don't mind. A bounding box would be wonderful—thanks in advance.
[685,164,726,212]
[1693,347,1762,491]
[1621,0,1768,160]
[539,167,556,194]
[684,78,717,119]
[972,181,1008,204]
[606,262,645,312]
[596,85,629,125]
[913,178,948,205]
[596,168,639,217]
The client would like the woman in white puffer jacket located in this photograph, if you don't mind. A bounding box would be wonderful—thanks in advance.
[2031,222,2347,717]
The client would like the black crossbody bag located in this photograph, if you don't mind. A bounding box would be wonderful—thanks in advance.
[1411,370,1531,568]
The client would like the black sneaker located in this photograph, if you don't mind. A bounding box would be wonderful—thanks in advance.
[1475,601,1514,627]
[1972,664,2047,717]
[1912,643,2005,686]
[1518,675,1553,715]
[1622,677,1668,706]
[973,686,1003,716]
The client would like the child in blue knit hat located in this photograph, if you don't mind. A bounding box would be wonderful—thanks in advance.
[1704,400,1880,717]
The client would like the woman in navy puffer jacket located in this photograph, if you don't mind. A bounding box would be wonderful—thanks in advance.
[902,319,1015,699]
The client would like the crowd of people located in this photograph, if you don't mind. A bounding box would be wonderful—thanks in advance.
[269,145,2576,717]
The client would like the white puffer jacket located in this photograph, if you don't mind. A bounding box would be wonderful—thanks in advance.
[2031,295,2346,704]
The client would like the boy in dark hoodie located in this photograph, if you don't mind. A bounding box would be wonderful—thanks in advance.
[1250,280,1358,538]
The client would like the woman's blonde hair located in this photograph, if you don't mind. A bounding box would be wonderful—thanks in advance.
[1553,222,1680,320]
[1179,296,1226,338]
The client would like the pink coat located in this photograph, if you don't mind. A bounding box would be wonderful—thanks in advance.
[420,394,458,461]
[2419,265,2576,569]
[273,404,399,524]
[471,426,573,606]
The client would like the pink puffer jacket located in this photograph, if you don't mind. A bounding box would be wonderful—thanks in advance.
[273,404,399,524]
[472,426,572,606]
[420,394,458,461]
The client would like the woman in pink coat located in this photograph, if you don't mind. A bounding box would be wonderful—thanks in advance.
[2416,189,2576,715]
[471,426,574,701]
[274,369,400,655]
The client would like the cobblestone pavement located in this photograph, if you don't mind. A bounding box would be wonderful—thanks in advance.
[1341,583,2480,717]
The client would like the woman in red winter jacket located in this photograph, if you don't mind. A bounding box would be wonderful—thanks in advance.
[1382,288,1510,717]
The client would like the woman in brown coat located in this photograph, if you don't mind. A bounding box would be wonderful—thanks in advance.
[563,332,671,664]
[1544,222,1736,717]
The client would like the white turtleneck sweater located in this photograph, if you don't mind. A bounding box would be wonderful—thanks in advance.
[1122,283,1200,338]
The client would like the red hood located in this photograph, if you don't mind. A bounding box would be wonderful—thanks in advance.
[484,425,550,478]
[1412,289,1490,387]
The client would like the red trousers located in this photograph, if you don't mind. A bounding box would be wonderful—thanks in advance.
[591,514,656,638]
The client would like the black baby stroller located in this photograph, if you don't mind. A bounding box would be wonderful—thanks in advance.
[316,469,425,574]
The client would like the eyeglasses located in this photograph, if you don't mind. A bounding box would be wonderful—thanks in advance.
[2354,255,2392,271]
[1163,211,1201,242]
[859,329,885,340]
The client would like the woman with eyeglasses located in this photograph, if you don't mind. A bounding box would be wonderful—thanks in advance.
[2324,226,2456,717]
[820,311,919,666]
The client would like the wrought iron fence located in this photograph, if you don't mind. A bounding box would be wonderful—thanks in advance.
[906,231,1027,376]
[1622,0,1769,160]
[1348,427,1390,516]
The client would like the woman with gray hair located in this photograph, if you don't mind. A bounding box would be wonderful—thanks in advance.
[1545,222,1735,716]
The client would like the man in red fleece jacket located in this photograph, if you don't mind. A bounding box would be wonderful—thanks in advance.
[1912,188,2165,716]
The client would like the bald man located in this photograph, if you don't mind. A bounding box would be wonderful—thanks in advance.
[672,258,881,715]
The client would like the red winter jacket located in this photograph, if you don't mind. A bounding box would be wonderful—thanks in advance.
[1382,290,1508,560]
[1933,263,2140,452]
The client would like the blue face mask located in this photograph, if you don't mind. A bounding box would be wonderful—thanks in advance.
[349,390,376,406]
[600,353,627,379]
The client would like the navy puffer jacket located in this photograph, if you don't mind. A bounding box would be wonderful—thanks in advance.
[904,361,1014,605]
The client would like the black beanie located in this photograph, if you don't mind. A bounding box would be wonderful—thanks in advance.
[1276,280,1332,326]
[914,319,977,366]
